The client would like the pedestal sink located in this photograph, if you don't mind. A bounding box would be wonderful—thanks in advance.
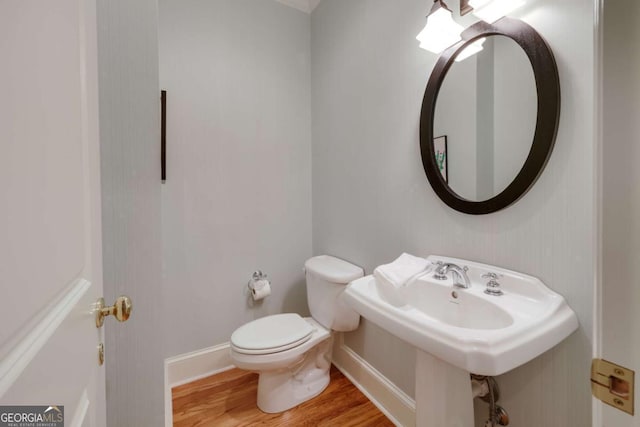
[343,256,578,426]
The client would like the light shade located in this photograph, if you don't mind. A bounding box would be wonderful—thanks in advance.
[454,38,486,62]
[469,0,526,23]
[416,2,464,54]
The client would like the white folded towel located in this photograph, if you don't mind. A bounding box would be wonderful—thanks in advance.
[373,253,432,290]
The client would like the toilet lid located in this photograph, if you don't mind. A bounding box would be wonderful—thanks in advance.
[231,313,314,355]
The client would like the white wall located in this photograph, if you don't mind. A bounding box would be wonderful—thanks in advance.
[311,1,595,426]
[602,0,640,425]
[96,1,165,426]
[158,0,312,357]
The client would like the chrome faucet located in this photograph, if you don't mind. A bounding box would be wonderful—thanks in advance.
[433,261,471,289]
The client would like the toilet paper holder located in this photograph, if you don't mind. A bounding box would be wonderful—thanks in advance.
[248,270,271,291]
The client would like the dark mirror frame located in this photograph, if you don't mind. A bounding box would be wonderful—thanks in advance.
[419,17,560,215]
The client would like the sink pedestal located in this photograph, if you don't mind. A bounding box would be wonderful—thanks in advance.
[415,350,474,427]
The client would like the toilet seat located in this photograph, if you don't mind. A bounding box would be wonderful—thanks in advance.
[231,313,314,355]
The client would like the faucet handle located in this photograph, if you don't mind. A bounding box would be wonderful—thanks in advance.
[484,280,504,296]
[433,261,447,280]
[483,272,504,296]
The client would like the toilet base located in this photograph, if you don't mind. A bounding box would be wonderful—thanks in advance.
[256,336,333,413]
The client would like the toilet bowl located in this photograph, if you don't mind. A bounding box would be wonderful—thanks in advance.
[229,255,364,413]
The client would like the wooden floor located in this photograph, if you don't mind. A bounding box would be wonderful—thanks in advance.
[172,365,394,427]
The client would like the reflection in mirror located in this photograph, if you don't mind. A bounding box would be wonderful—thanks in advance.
[433,36,537,202]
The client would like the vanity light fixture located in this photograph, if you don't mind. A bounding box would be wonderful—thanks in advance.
[468,0,526,23]
[416,0,464,54]
[454,38,486,62]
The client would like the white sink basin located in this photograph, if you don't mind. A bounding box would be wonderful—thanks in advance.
[343,256,579,376]
[399,278,514,330]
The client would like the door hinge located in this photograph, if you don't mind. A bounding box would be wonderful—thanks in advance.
[591,358,635,415]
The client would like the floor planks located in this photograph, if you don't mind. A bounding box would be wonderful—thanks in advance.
[172,365,395,426]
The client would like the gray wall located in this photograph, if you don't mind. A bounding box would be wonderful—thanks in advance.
[492,36,536,194]
[311,0,595,426]
[602,0,640,425]
[434,57,478,199]
[97,1,164,426]
[158,0,312,357]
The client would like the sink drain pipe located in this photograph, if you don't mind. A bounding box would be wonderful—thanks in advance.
[470,375,510,426]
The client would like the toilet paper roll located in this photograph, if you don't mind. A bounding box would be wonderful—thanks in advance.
[251,279,271,301]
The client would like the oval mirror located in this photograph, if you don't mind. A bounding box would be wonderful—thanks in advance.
[420,17,560,214]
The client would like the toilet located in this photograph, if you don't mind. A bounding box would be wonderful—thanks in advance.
[230,255,364,413]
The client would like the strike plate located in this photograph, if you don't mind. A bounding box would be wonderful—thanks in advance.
[460,0,473,16]
[592,358,634,415]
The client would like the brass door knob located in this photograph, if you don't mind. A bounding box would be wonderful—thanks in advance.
[95,295,132,328]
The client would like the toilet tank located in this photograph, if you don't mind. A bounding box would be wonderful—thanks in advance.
[304,255,364,332]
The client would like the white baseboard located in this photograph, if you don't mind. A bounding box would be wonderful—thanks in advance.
[166,342,234,388]
[164,342,235,427]
[163,337,416,427]
[332,333,416,427]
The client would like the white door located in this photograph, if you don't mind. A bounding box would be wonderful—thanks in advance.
[598,0,640,426]
[0,1,107,426]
